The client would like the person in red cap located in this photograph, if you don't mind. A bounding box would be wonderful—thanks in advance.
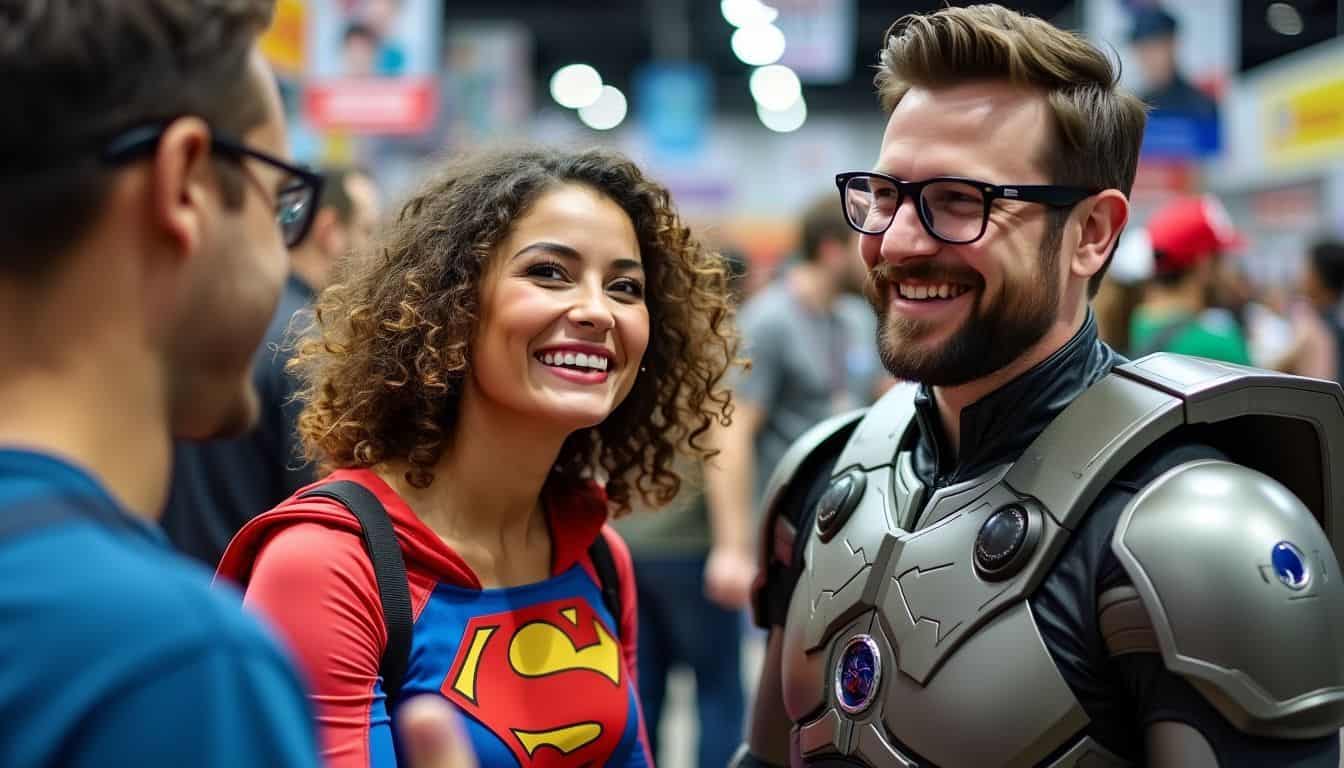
[1129,194,1253,362]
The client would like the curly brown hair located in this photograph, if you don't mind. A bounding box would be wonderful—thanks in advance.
[291,146,740,515]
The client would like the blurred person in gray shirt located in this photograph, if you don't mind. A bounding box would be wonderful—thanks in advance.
[706,196,886,540]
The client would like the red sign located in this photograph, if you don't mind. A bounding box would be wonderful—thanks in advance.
[304,77,437,134]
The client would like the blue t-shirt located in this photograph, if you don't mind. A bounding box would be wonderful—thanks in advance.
[0,449,319,767]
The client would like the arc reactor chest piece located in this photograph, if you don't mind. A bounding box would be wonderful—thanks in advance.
[834,635,882,715]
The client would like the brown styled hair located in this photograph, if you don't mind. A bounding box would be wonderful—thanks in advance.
[291,146,739,515]
[875,4,1148,295]
[0,0,276,278]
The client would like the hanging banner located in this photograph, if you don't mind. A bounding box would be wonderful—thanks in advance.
[303,0,440,135]
[258,0,307,79]
[1263,46,1344,169]
[635,63,712,159]
[772,0,856,85]
[1084,0,1235,158]
[439,23,534,150]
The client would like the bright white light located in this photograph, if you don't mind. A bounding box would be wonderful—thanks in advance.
[1266,2,1304,35]
[731,23,786,66]
[758,95,807,133]
[721,0,778,28]
[749,65,801,112]
[579,86,628,130]
[550,64,603,109]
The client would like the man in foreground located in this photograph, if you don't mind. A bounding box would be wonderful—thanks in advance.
[0,2,472,765]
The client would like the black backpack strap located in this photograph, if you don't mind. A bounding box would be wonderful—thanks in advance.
[299,480,413,705]
[587,532,623,635]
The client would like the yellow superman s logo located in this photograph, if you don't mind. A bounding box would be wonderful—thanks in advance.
[508,611,621,685]
[443,602,628,765]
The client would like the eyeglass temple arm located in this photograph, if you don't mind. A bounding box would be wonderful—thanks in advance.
[997,185,1095,207]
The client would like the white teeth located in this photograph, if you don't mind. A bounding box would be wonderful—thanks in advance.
[537,351,611,372]
[898,282,967,301]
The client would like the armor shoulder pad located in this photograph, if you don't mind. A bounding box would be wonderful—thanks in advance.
[749,407,865,628]
[759,406,866,558]
[1111,459,1344,739]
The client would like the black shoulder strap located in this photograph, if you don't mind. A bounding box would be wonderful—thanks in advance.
[587,533,623,635]
[299,480,413,704]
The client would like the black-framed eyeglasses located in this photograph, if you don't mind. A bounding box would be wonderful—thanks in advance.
[102,123,325,248]
[835,171,1097,245]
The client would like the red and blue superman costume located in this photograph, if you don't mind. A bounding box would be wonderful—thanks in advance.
[217,469,653,768]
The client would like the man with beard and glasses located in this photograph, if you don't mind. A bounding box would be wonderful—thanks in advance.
[733,5,1344,768]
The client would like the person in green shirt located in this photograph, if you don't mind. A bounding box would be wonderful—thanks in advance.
[1130,195,1252,364]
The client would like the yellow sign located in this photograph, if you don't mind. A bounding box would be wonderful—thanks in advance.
[259,0,306,77]
[1264,50,1344,167]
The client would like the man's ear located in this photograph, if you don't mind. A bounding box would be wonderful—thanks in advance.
[151,117,213,261]
[1071,189,1129,283]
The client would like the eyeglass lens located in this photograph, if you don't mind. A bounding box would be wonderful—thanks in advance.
[842,175,987,243]
[276,183,313,247]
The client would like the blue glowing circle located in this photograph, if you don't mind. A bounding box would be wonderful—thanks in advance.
[1272,541,1310,590]
[834,635,881,714]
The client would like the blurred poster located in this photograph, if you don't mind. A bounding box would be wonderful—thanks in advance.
[773,0,856,84]
[635,63,712,160]
[259,0,307,79]
[303,0,440,134]
[1085,0,1234,158]
[439,23,533,151]
[1263,46,1344,170]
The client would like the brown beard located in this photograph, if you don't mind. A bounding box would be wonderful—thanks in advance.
[866,226,1063,386]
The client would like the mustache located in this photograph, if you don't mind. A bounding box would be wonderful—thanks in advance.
[866,262,983,293]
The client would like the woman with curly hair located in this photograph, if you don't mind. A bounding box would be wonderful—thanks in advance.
[216,146,738,768]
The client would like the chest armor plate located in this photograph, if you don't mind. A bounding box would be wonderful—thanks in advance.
[782,422,1120,766]
[780,372,1180,768]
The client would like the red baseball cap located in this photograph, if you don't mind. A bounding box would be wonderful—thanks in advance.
[1146,195,1245,273]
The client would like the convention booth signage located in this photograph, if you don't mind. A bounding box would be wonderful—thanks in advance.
[303,0,441,135]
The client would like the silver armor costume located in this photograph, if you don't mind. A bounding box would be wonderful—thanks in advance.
[744,353,1344,767]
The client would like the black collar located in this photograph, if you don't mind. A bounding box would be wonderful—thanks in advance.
[911,311,1124,485]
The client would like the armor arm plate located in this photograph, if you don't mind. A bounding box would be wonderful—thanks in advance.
[750,408,864,628]
[1110,459,1344,740]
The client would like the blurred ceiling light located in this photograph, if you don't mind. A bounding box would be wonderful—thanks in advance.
[758,95,807,133]
[1266,2,1304,35]
[721,0,778,28]
[579,85,628,130]
[749,64,802,112]
[550,64,604,109]
[731,22,786,66]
